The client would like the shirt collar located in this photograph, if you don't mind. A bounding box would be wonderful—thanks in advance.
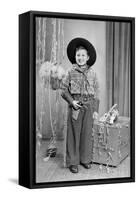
[73,64,89,73]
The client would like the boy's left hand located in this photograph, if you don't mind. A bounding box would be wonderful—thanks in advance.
[93,112,99,120]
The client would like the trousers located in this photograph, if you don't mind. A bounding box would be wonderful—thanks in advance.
[66,102,94,166]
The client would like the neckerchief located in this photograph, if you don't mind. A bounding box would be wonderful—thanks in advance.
[73,64,90,95]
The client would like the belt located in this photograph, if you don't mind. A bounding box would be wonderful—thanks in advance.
[72,94,94,102]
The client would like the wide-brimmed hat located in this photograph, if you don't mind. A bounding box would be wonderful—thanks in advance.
[67,37,96,66]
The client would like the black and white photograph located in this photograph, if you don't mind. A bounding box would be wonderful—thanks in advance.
[1,0,138,197]
[35,14,134,184]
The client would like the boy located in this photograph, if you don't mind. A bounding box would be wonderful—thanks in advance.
[61,38,99,173]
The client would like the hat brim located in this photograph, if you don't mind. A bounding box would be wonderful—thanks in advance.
[67,38,96,66]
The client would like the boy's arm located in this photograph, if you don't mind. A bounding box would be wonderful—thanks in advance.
[61,88,74,105]
[61,72,74,105]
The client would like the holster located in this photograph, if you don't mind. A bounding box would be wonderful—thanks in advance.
[72,109,80,120]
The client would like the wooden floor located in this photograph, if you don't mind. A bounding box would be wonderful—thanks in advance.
[36,140,130,183]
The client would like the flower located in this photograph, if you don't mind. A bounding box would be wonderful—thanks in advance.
[57,66,66,80]
[39,61,52,78]
[39,61,68,90]
[51,65,58,78]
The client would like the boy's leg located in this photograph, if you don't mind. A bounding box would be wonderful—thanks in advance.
[80,103,93,164]
[66,107,83,167]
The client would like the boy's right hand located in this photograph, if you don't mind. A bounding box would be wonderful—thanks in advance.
[72,100,82,110]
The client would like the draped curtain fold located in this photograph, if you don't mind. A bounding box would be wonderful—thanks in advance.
[36,18,66,139]
[106,22,130,117]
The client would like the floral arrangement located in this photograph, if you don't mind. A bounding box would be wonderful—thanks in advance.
[99,104,119,125]
[39,61,67,90]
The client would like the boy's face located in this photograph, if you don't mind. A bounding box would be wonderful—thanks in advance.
[75,49,89,66]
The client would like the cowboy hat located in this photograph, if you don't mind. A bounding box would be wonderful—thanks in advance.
[67,37,96,66]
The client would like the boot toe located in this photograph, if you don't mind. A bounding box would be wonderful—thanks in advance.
[80,162,91,169]
[69,165,78,173]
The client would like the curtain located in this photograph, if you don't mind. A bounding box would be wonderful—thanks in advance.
[36,17,66,139]
[106,22,130,117]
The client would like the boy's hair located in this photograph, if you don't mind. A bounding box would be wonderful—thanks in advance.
[75,46,89,56]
